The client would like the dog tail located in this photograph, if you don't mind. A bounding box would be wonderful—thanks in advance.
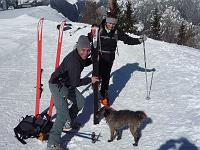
[136,111,147,121]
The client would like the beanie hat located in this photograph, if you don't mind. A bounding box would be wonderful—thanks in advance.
[76,35,91,50]
[106,17,118,24]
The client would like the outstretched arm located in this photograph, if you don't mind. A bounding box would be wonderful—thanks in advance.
[118,30,147,45]
[118,30,141,45]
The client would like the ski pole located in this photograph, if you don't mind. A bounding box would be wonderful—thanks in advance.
[147,71,154,99]
[142,40,150,100]
[69,26,87,36]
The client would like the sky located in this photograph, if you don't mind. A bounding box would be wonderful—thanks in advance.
[0,6,200,150]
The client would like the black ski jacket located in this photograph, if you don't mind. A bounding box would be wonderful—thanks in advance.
[49,49,92,88]
[88,21,141,62]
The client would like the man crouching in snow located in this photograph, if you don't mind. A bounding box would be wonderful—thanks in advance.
[47,35,99,150]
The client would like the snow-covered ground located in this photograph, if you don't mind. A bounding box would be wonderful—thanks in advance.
[0,6,200,150]
[65,0,79,4]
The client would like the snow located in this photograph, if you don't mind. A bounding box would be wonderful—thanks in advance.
[65,0,78,4]
[0,6,66,21]
[65,0,101,5]
[0,6,200,150]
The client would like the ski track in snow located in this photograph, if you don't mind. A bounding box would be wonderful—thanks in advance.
[0,6,200,150]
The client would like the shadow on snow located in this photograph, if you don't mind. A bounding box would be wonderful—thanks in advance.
[109,62,153,105]
[158,137,199,150]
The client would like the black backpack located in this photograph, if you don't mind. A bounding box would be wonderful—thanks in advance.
[14,113,53,144]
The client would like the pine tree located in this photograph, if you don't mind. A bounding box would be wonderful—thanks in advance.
[177,22,196,47]
[118,1,137,34]
[185,24,196,47]
[79,1,101,24]
[160,6,182,43]
[149,7,161,40]
[177,22,187,45]
[2,0,8,9]
[125,1,137,33]
[110,0,120,18]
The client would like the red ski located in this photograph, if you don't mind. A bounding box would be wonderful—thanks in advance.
[35,17,44,116]
[48,20,67,117]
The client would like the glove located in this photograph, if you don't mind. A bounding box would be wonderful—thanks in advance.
[139,34,147,43]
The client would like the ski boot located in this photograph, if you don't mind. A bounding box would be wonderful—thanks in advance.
[99,90,110,106]
[99,97,110,106]
[63,120,82,132]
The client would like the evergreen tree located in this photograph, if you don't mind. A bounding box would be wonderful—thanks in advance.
[149,7,161,40]
[177,22,187,45]
[79,1,101,24]
[2,0,8,9]
[118,1,137,34]
[160,6,182,43]
[109,0,120,18]
[177,22,196,47]
[185,24,196,47]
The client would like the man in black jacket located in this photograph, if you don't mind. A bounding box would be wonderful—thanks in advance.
[47,35,99,150]
[89,16,148,106]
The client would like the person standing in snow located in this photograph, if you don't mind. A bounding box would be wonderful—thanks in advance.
[47,35,99,150]
[88,15,152,106]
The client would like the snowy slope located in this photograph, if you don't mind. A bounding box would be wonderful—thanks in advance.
[65,0,100,5]
[0,6,65,21]
[0,6,200,150]
[65,0,78,4]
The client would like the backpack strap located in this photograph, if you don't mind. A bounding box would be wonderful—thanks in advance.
[39,113,52,132]
[98,26,103,54]
[14,127,27,144]
[114,30,119,55]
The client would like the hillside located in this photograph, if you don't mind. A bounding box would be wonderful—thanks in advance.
[0,6,200,150]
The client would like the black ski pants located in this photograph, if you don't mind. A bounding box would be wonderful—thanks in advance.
[99,53,115,97]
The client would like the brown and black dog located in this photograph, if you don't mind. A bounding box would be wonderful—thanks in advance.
[96,106,147,146]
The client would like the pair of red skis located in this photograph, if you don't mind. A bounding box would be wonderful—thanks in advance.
[35,18,66,117]
[35,18,100,126]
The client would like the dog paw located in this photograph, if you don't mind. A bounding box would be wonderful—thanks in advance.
[108,139,113,142]
[133,143,138,146]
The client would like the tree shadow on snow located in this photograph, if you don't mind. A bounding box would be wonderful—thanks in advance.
[109,62,153,105]
[158,137,199,150]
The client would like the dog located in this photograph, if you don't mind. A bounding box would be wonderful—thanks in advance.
[96,106,147,146]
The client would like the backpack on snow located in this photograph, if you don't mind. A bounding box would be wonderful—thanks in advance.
[14,113,53,144]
